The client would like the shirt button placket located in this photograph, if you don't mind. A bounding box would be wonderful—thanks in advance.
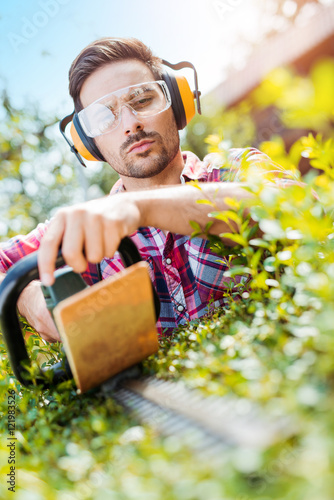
[163,252,187,320]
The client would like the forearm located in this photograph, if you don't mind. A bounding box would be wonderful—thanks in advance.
[134,182,254,239]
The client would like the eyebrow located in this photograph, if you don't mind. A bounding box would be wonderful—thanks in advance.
[127,85,154,99]
[96,84,156,109]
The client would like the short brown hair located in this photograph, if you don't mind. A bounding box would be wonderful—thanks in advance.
[69,37,163,112]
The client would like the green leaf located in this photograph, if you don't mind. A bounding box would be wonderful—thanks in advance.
[231,256,248,266]
[204,221,214,233]
[250,248,263,270]
[249,238,271,249]
[209,210,242,226]
[219,233,248,246]
[196,199,214,206]
[188,180,202,190]
[263,256,276,272]
[224,266,252,277]
[189,220,202,232]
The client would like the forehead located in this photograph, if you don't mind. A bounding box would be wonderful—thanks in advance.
[80,59,156,108]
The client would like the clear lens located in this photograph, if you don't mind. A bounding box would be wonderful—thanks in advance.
[79,81,171,138]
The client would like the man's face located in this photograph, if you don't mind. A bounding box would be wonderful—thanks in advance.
[79,59,180,179]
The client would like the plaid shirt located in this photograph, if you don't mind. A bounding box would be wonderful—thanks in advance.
[0,148,296,337]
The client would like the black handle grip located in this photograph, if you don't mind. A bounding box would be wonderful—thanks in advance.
[0,237,160,388]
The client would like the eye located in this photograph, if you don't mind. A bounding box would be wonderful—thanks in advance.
[130,90,158,110]
[132,96,153,107]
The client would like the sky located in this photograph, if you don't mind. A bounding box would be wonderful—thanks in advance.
[0,0,269,116]
[1,1,334,115]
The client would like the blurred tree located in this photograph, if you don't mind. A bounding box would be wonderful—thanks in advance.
[182,56,334,176]
[181,97,256,159]
[0,92,118,240]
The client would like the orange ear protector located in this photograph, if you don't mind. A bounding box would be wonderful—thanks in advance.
[161,60,201,130]
[60,60,201,166]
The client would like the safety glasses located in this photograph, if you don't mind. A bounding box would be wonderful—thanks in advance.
[78,80,172,138]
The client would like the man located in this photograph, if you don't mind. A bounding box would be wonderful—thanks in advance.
[0,37,291,342]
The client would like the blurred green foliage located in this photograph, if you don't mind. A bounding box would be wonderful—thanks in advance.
[1,57,334,499]
[182,57,334,161]
[0,92,119,240]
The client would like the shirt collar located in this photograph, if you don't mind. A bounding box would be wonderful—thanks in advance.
[110,151,206,194]
[180,151,209,183]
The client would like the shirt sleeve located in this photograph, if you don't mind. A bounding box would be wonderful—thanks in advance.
[0,223,48,272]
[0,222,99,286]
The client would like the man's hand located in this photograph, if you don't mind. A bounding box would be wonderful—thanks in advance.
[17,280,60,343]
[38,194,142,286]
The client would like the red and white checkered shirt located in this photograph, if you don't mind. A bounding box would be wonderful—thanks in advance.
[0,148,296,337]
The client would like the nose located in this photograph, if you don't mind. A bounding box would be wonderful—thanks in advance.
[120,105,144,136]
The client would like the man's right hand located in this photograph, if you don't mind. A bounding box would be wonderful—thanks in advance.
[17,280,61,343]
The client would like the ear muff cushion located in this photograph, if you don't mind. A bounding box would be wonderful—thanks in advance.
[162,71,186,130]
[71,114,105,162]
[162,71,196,130]
[175,75,196,126]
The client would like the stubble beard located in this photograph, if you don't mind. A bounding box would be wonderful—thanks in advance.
[101,123,180,179]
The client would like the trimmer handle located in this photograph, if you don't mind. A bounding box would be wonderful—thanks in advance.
[0,237,160,388]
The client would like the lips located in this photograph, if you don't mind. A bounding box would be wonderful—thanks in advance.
[128,140,154,154]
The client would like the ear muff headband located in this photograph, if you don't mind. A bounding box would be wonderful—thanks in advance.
[161,59,201,131]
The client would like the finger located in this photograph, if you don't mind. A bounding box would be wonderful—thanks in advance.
[38,213,66,286]
[83,213,105,263]
[60,211,87,273]
[103,216,125,258]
